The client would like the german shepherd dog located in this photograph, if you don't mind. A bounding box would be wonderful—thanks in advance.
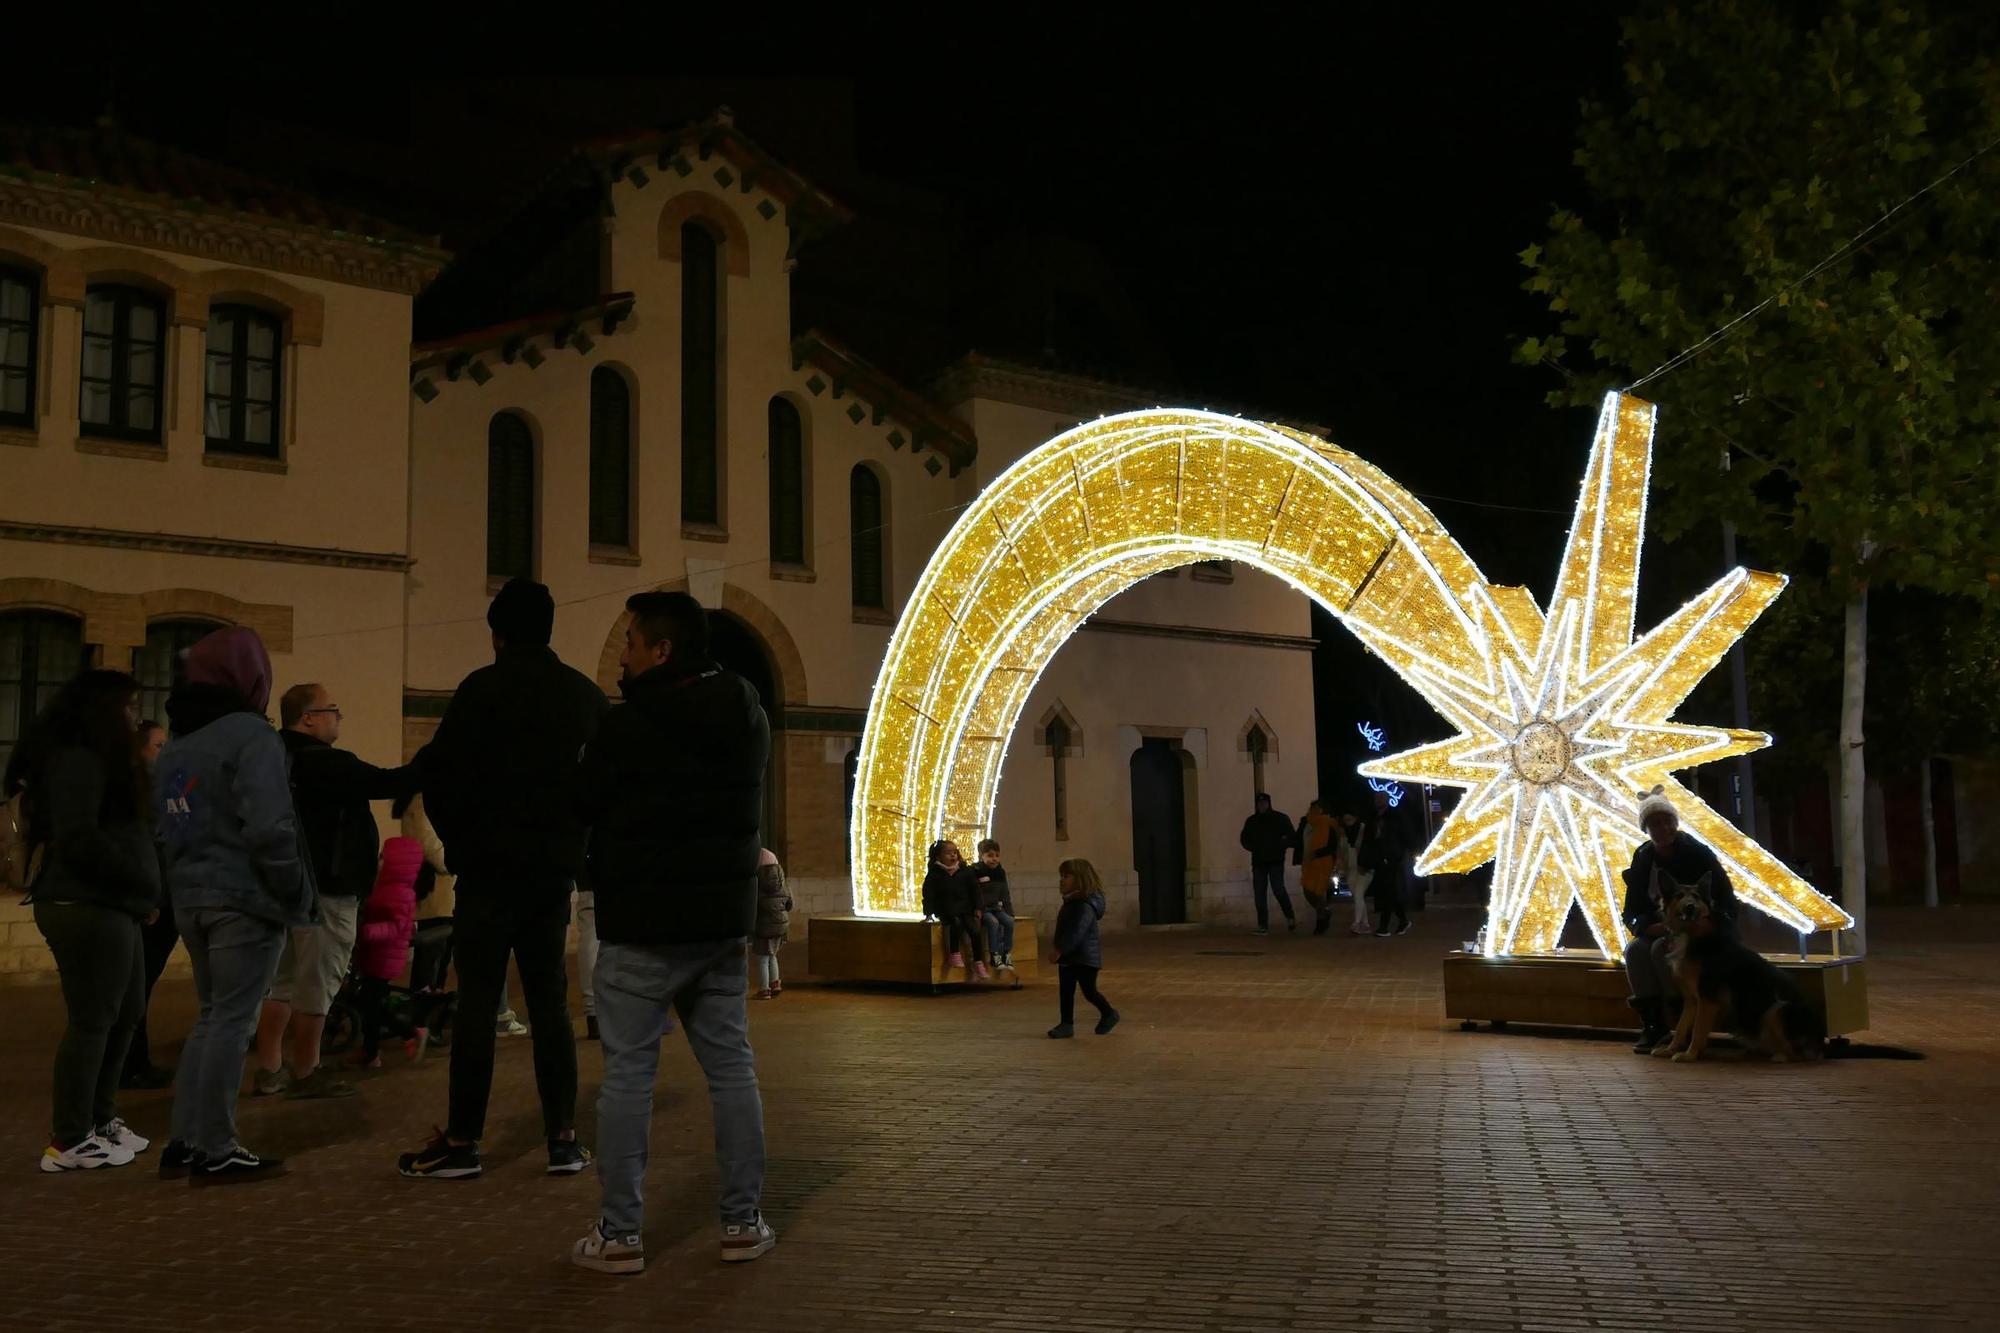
[1652,870,1826,1063]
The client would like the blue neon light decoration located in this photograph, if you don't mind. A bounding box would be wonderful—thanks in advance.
[1356,721,1406,807]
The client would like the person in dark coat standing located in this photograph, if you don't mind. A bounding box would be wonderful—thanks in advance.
[6,670,161,1173]
[397,578,608,1181]
[1238,793,1298,935]
[567,591,778,1276]
[1363,792,1410,937]
[1047,857,1118,1038]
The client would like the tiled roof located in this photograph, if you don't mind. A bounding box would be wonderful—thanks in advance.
[0,125,445,253]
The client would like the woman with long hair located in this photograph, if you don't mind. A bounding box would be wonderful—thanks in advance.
[3,670,161,1172]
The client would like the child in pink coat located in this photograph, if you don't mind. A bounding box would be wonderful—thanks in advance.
[352,837,423,1067]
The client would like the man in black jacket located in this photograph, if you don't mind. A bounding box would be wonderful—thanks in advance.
[566,591,776,1278]
[1363,791,1411,936]
[1621,788,1738,1052]
[254,682,416,1101]
[1238,793,1298,935]
[397,579,608,1181]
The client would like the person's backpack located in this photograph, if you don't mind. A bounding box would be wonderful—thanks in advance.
[3,784,45,894]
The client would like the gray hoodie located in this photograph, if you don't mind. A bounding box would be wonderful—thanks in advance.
[156,689,314,928]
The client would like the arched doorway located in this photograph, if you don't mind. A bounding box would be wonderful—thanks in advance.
[709,609,781,853]
[1129,739,1189,926]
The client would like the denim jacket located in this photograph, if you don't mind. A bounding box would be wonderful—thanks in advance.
[157,704,315,928]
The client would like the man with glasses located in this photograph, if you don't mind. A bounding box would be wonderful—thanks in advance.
[253,683,416,1100]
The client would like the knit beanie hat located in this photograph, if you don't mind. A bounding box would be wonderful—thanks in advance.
[183,626,273,716]
[1636,785,1678,832]
[487,578,555,647]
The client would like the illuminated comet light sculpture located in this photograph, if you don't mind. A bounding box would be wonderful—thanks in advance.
[848,391,1851,957]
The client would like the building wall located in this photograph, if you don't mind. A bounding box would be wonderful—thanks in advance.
[0,226,417,978]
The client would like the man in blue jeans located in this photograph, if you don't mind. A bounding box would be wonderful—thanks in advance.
[567,591,775,1275]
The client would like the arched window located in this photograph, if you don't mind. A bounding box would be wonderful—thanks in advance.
[204,304,283,456]
[1046,715,1072,840]
[1247,725,1270,798]
[588,366,633,549]
[487,411,536,581]
[0,265,38,429]
[0,611,84,769]
[849,464,885,610]
[680,221,720,526]
[768,397,805,565]
[134,619,223,726]
[80,285,165,442]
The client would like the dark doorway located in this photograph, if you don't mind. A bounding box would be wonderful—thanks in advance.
[1130,738,1188,925]
[708,610,780,852]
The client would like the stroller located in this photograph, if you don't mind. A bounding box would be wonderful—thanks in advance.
[320,838,458,1062]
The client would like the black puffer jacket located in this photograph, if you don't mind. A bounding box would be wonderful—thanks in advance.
[418,645,607,897]
[16,746,160,919]
[576,656,770,946]
[1621,835,1738,937]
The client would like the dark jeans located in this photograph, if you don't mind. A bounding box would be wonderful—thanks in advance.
[126,898,178,1074]
[1373,872,1409,934]
[984,909,1016,958]
[1250,863,1294,929]
[34,900,144,1147]
[447,889,576,1143]
[945,912,986,962]
[1058,964,1113,1026]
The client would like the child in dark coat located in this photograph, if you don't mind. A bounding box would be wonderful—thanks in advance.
[973,838,1015,966]
[921,839,989,979]
[1048,857,1118,1038]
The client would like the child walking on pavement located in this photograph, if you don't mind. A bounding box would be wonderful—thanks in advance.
[1047,858,1118,1038]
[974,838,1015,967]
[751,848,790,999]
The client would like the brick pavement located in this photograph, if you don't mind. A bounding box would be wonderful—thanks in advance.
[2,891,1997,1332]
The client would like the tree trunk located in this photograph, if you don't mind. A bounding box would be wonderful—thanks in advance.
[1920,757,1939,909]
[1839,589,1869,951]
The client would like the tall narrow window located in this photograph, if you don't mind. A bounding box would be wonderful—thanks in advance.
[80,285,165,442]
[134,619,222,726]
[203,305,283,456]
[0,265,38,428]
[588,366,632,548]
[768,397,804,565]
[1046,716,1072,840]
[849,464,885,609]
[487,411,536,581]
[680,221,720,525]
[1247,726,1269,798]
[0,611,84,770]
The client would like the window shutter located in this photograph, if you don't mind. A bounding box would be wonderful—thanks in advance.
[768,397,804,564]
[850,465,884,608]
[589,367,632,547]
[487,413,535,578]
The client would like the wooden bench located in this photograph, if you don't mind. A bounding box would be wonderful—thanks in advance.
[1442,949,1869,1038]
[808,914,1040,990]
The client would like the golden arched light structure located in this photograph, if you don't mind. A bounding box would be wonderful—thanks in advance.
[849,393,1851,956]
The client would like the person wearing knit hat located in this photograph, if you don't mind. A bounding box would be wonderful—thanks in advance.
[1617,784,1741,1054]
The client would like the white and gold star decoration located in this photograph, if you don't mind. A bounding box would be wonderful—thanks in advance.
[1357,393,1851,954]
[848,390,1848,955]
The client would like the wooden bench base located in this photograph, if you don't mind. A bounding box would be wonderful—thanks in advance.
[1442,950,1869,1036]
[808,915,1040,989]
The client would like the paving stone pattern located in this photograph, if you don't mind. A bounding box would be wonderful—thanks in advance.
[1,894,1996,1332]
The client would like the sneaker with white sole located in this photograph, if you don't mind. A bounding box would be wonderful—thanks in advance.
[571,1220,644,1275]
[720,1215,777,1263]
[40,1135,132,1173]
[547,1138,592,1175]
[191,1145,285,1184]
[95,1118,150,1155]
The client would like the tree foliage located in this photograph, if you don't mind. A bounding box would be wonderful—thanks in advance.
[1518,0,2000,601]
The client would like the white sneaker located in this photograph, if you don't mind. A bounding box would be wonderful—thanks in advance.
[498,1018,529,1037]
[721,1215,777,1263]
[95,1118,150,1155]
[40,1135,134,1173]
[571,1220,644,1275]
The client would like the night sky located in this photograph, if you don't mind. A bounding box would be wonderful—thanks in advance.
[4,6,1637,802]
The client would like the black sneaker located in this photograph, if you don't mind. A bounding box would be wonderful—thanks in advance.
[547,1138,592,1175]
[398,1130,482,1180]
[1094,1010,1121,1036]
[1047,1023,1075,1039]
[158,1139,196,1180]
[191,1146,285,1184]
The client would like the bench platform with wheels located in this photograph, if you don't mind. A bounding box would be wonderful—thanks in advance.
[1443,949,1868,1038]
[807,915,1040,990]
